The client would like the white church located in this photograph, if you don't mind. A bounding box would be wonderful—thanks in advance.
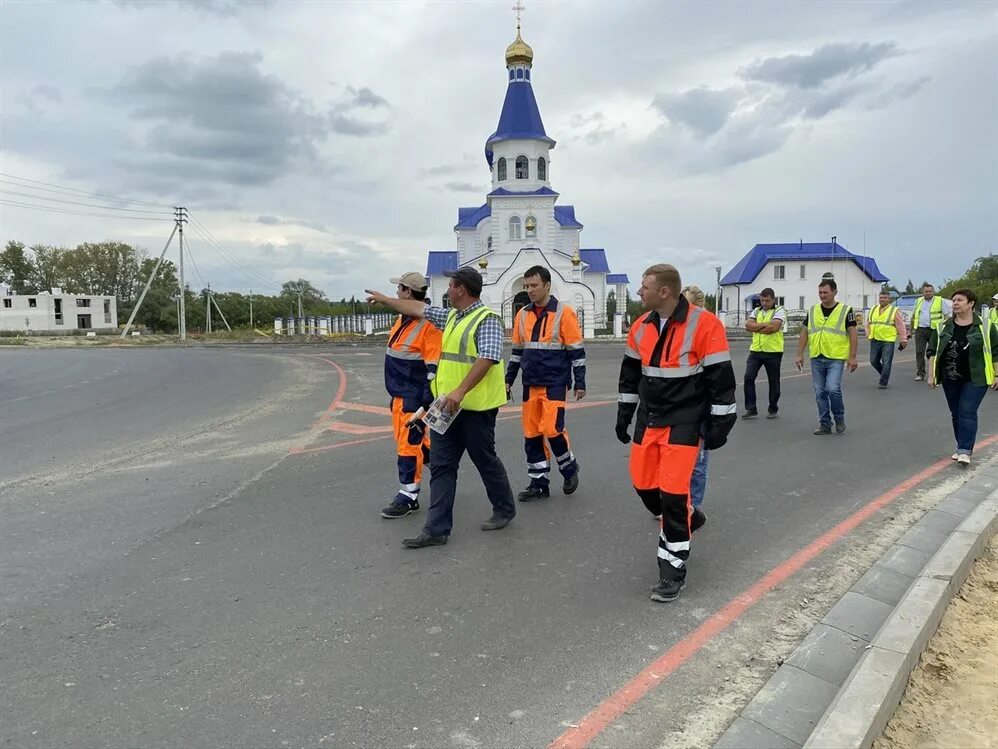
[424,20,627,338]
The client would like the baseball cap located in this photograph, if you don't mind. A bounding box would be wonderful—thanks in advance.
[389,271,428,292]
[443,267,484,297]
[992,292,998,301]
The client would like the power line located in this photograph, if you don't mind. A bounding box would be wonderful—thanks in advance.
[179,233,208,289]
[0,187,175,215]
[0,199,173,221]
[186,214,283,291]
[0,172,174,209]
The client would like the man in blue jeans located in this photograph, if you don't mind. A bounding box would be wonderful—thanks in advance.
[795,279,859,435]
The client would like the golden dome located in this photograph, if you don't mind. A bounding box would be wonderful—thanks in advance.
[505,25,533,67]
[571,249,582,266]
[478,256,489,270]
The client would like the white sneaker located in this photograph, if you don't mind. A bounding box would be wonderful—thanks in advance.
[952,453,960,461]
[957,454,971,467]
[914,375,925,381]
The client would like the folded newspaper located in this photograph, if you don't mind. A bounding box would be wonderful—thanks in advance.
[423,395,461,435]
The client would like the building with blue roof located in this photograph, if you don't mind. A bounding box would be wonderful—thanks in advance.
[424,20,625,337]
[719,241,890,322]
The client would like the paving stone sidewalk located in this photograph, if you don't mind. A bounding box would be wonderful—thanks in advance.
[714,460,998,749]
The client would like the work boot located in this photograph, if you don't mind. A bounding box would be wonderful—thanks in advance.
[691,508,707,533]
[835,421,847,435]
[563,472,580,495]
[381,498,419,519]
[402,532,447,548]
[651,563,687,603]
[766,411,779,419]
[481,514,513,531]
[518,485,550,502]
[741,409,758,419]
[878,383,888,389]
[813,424,832,436]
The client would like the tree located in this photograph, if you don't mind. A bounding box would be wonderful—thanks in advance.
[0,241,37,294]
[939,255,998,304]
[904,279,916,294]
[281,278,327,312]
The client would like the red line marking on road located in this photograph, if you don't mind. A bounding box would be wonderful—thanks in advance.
[306,356,349,434]
[548,433,998,749]
[289,435,391,455]
[326,421,394,435]
[339,402,392,416]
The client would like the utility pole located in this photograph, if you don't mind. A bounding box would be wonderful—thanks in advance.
[206,283,212,334]
[249,289,253,329]
[297,292,303,320]
[119,222,178,338]
[175,206,187,340]
[715,265,722,315]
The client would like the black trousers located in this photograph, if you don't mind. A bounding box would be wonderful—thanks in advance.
[914,328,932,377]
[423,409,516,537]
[744,351,783,413]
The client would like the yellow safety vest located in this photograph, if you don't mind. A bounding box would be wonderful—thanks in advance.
[432,306,507,411]
[750,307,785,353]
[867,304,898,343]
[932,320,995,387]
[912,296,943,329]
[987,322,996,386]
[990,307,997,331]
[808,303,851,360]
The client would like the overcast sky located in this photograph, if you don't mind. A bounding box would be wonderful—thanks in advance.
[2,0,995,299]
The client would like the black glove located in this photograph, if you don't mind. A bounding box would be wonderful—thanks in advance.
[615,403,636,444]
[407,419,426,443]
[703,415,734,450]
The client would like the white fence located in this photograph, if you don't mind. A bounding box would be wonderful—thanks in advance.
[273,314,394,336]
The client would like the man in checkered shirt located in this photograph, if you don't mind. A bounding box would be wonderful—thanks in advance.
[366,267,516,548]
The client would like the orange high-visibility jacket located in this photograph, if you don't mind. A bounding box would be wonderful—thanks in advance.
[618,296,736,430]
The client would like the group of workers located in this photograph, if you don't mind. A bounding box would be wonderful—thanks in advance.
[366,268,998,603]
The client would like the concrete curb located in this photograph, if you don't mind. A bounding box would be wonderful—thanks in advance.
[713,461,998,749]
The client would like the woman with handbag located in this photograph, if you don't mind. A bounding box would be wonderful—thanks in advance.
[927,288,998,466]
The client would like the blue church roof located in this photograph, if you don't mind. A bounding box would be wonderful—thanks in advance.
[720,243,889,286]
[488,186,559,198]
[554,205,582,229]
[426,251,458,277]
[454,203,491,230]
[486,81,556,150]
[606,273,630,285]
[580,249,610,273]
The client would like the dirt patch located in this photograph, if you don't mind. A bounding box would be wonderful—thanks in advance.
[876,532,998,749]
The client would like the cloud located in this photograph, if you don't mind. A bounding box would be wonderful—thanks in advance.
[652,87,741,136]
[108,51,331,185]
[328,85,391,136]
[443,181,483,193]
[866,75,932,109]
[31,85,62,103]
[105,51,389,190]
[567,111,625,144]
[256,215,329,232]
[644,39,914,172]
[740,42,901,89]
[111,0,273,16]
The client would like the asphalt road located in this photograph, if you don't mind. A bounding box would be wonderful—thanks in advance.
[1,341,994,748]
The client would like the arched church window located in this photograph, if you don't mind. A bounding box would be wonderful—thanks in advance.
[515,155,528,180]
[497,158,507,181]
[509,216,522,241]
[487,235,492,250]
[525,215,537,238]
[537,157,546,181]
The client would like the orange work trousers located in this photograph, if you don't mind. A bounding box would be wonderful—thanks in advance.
[522,386,576,487]
[629,424,699,575]
[392,397,430,500]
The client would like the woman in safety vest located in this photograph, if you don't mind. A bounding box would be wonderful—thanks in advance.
[926,288,998,467]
